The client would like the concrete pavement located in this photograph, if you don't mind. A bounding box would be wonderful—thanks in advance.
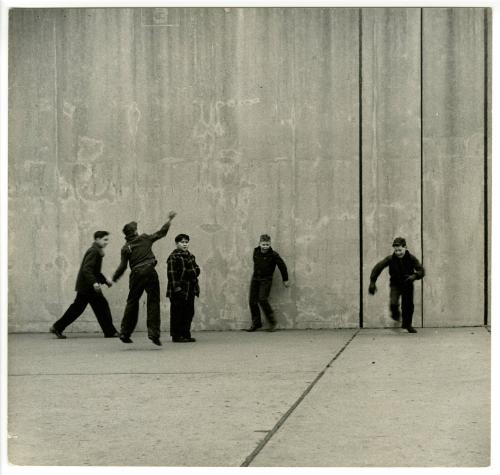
[7,328,490,467]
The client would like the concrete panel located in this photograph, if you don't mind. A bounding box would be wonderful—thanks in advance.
[422,8,486,326]
[361,8,422,328]
[8,8,361,332]
[292,8,360,328]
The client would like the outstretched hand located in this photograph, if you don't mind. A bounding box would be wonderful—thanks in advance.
[168,211,177,220]
[368,283,377,295]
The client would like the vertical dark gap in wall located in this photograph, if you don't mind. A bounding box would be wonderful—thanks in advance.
[359,8,364,328]
[483,8,489,326]
[420,8,424,328]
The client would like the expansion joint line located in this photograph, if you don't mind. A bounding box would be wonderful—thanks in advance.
[240,330,361,467]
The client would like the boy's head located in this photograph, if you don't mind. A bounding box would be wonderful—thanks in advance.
[175,233,190,251]
[259,234,271,253]
[392,237,407,258]
[122,221,138,238]
[94,230,110,248]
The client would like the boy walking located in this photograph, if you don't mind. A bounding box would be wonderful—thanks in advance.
[166,234,200,343]
[112,212,176,346]
[368,237,425,333]
[247,234,289,332]
[50,231,118,339]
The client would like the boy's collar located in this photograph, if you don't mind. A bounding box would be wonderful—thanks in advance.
[92,242,105,256]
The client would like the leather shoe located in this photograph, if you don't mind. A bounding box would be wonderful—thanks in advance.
[406,326,418,333]
[149,336,162,346]
[105,332,119,338]
[119,334,133,343]
[245,325,262,332]
[50,326,66,339]
[172,337,190,343]
[184,337,196,342]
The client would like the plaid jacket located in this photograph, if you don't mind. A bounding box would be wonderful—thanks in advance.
[166,249,200,298]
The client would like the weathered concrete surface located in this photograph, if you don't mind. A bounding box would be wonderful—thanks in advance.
[361,8,422,328]
[252,328,490,467]
[8,330,356,466]
[422,8,487,327]
[8,7,490,331]
[7,328,490,466]
[292,8,360,328]
[7,7,363,332]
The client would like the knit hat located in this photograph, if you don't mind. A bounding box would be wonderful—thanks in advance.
[122,221,138,237]
[392,237,407,247]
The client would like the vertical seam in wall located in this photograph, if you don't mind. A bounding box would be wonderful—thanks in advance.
[420,8,424,328]
[483,8,489,326]
[53,19,58,173]
[358,8,364,329]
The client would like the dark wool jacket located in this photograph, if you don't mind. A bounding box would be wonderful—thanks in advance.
[166,249,200,298]
[113,222,171,282]
[75,242,108,294]
[370,251,425,288]
[252,247,289,282]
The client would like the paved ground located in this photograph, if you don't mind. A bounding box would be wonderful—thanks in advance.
[7,327,490,467]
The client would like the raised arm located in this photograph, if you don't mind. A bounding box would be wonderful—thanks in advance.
[149,211,177,243]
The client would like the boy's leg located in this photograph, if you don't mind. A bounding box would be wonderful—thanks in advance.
[170,295,186,341]
[248,279,262,329]
[389,286,401,321]
[121,271,145,338]
[52,293,89,333]
[401,285,415,330]
[88,292,118,337]
[144,268,161,340]
[258,280,275,325]
[183,294,195,339]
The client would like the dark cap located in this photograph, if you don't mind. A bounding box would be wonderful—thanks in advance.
[259,234,271,242]
[175,233,190,243]
[122,221,138,237]
[392,237,407,247]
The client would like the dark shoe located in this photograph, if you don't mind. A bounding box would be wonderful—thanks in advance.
[184,337,196,342]
[406,326,418,333]
[149,336,162,346]
[50,326,66,339]
[267,323,277,332]
[245,325,262,332]
[119,334,133,343]
[172,337,190,343]
[105,332,119,338]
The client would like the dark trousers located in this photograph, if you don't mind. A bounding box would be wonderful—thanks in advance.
[169,293,195,339]
[390,284,415,328]
[121,266,161,339]
[249,279,275,327]
[54,291,117,336]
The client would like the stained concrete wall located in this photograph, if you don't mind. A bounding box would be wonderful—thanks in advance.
[8,7,490,332]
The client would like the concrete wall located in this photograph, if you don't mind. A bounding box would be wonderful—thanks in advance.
[8,7,490,332]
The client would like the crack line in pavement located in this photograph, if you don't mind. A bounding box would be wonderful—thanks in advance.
[240,329,361,467]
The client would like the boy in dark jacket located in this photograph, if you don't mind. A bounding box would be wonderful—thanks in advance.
[50,231,117,339]
[113,211,176,346]
[368,237,425,333]
[246,234,289,332]
[166,234,200,343]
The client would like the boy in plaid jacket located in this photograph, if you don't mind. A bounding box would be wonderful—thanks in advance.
[166,234,200,342]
